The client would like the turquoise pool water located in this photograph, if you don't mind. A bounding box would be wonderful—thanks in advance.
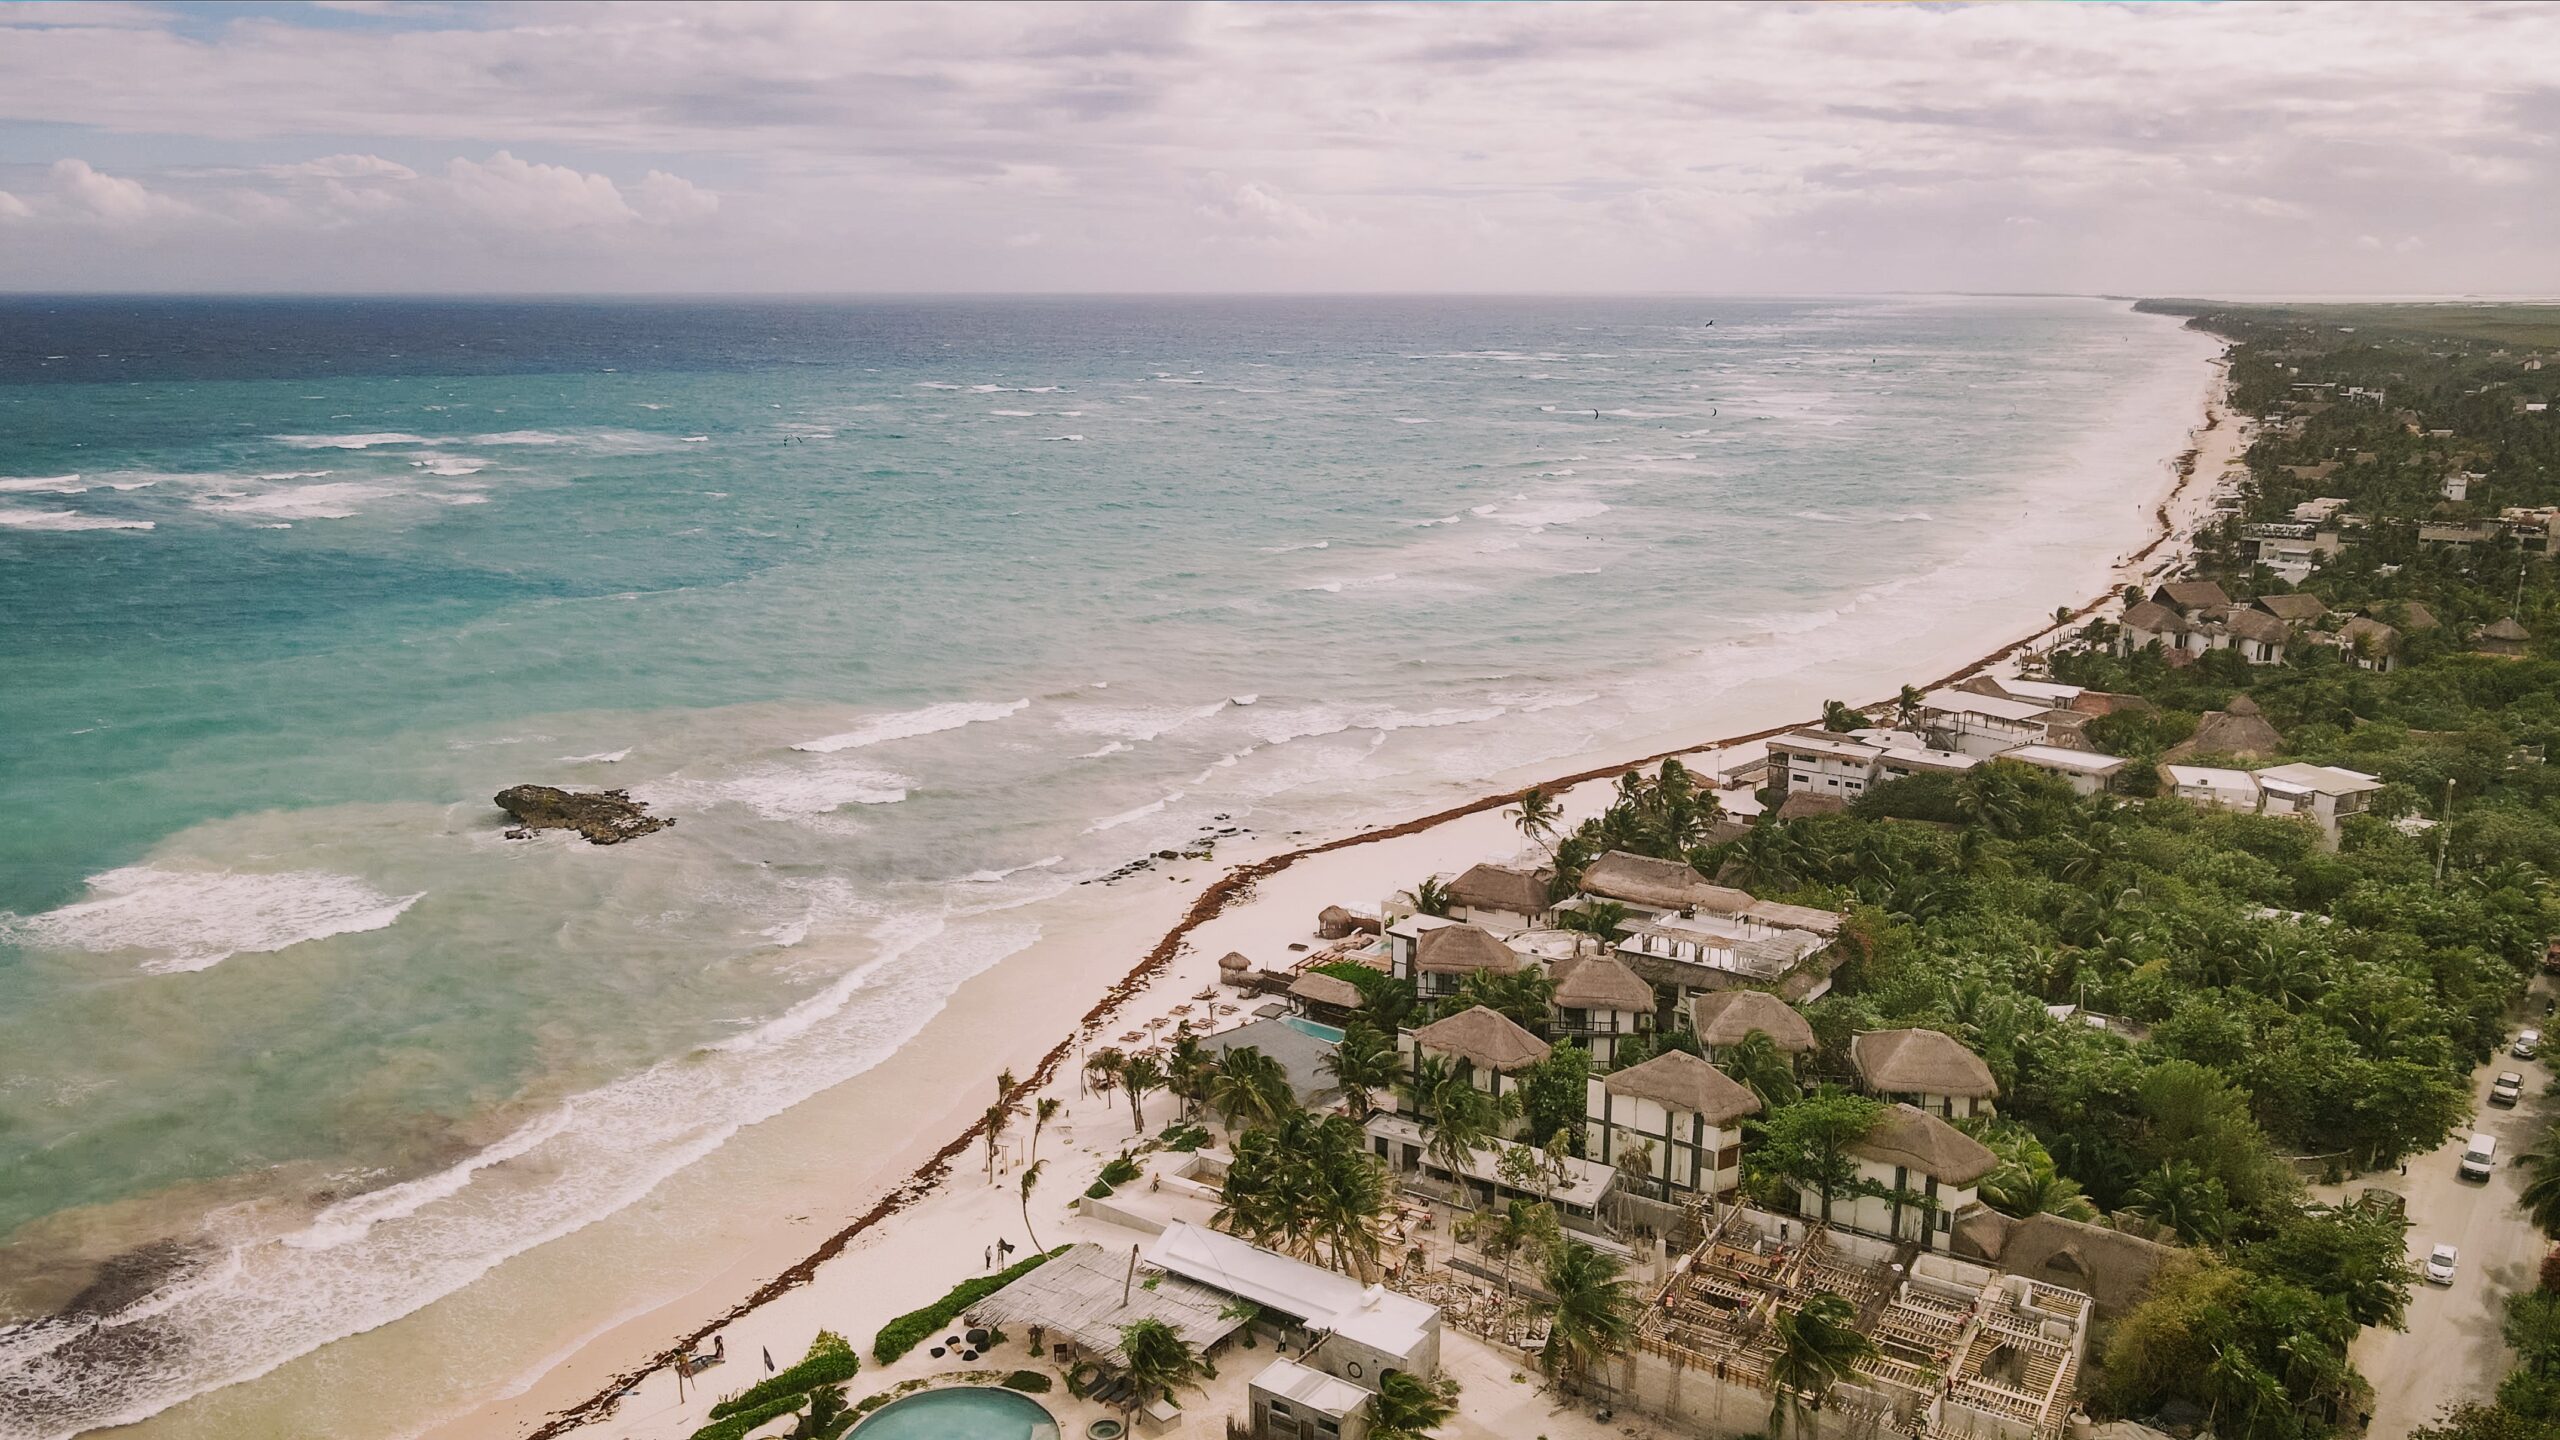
[1280,1015,1346,1043]
[850,1386,1060,1440]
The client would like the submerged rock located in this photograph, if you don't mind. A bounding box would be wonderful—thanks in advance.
[493,784,672,845]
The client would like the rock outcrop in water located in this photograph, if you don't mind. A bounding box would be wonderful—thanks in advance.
[494,785,672,845]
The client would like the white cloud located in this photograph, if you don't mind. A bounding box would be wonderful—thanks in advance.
[443,150,639,229]
[0,2,2549,291]
[269,153,419,182]
[49,158,190,224]
[633,169,719,224]
[0,190,32,221]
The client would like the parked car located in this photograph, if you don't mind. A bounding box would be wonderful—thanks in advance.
[2426,1243,2460,1285]
[2462,1133,2498,1181]
[2494,1072,2527,1107]
[2517,1028,2543,1060]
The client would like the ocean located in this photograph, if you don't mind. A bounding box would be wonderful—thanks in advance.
[0,295,2216,1437]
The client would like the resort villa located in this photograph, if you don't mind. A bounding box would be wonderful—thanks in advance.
[1687,989,1818,1063]
[1440,862,1554,934]
[1584,1049,1761,1201]
[1850,1027,1999,1119]
[1386,917,1523,1003]
[1548,953,1659,1066]
[1810,1103,2000,1253]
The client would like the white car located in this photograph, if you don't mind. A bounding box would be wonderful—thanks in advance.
[2516,1029,2543,1060]
[2426,1243,2459,1285]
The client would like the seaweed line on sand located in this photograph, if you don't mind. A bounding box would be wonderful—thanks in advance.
[520,376,2225,1439]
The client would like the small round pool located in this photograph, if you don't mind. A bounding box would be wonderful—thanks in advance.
[850,1386,1061,1440]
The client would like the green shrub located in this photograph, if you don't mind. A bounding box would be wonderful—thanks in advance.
[1099,1153,1143,1187]
[1084,1178,1114,1199]
[688,1391,804,1440]
[1156,1122,1211,1152]
[870,1248,1066,1365]
[1001,1369,1053,1393]
[708,1329,858,1419]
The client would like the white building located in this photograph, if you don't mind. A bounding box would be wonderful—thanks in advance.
[1798,1104,1998,1254]
[2163,764,2261,813]
[2253,763,2385,849]
[1441,862,1553,935]
[1999,743,2129,797]
[1584,1050,1761,1200]
[1148,1222,1442,1384]
[1766,729,1886,801]
[1386,917,1522,1003]
[1851,1027,1999,1119]
[1548,954,1658,1066]
[1917,688,2060,758]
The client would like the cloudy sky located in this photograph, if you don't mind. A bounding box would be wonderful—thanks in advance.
[0,0,2553,295]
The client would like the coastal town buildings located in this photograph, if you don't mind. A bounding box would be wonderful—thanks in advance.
[1814,1102,1999,1253]
[1441,862,1554,934]
[1548,953,1659,1066]
[1584,1049,1760,1200]
[1850,1027,1999,1119]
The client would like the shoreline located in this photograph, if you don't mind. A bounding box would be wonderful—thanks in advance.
[470,345,2240,1440]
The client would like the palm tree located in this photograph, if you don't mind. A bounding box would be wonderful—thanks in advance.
[1452,967,1559,1034]
[1768,1292,1877,1438]
[1368,1370,1462,1440]
[1893,684,1925,729]
[1324,1021,1401,1122]
[1115,1318,1208,1424]
[1163,1033,1212,1120]
[1539,1239,1636,1398]
[1981,1160,2100,1223]
[1411,875,1454,917]
[2124,1159,2231,1243]
[1819,699,1864,733]
[1714,1029,1800,1112]
[1952,764,2027,837]
[1086,1047,1126,1105]
[1457,1197,1560,1298]
[982,1096,1022,1183]
[1121,1054,1167,1135]
[1509,786,1562,855]
[1029,1097,1062,1164]
[2518,1130,2560,1237]
[1555,900,1631,956]
[1018,1160,1047,1252]
[789,1386,849,1440]
[1208,1045,1298,1130]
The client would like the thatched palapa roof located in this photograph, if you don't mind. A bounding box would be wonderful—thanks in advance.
[2254,593,2328,623]
[1578,851,1751,914]
[1412,922,1521,976]
[1219,950,1252,972]
[1951,1211,2176,1317]
[1850,1103,1999,1185]
[2168,696,2284,761]
[1851,1027,1998,1099]
[1316,904,1377,939]
[1551,955,1657,1013]
[1288,971,1366,1010]
[2152,580,2232,614]
[2119,600,2189,637]
[1690,989,1817,1053]
[2223,609,2292,646]
[1410,1005,1550,1072]
[1602,1050,1761,1125]
[1447,862,1554,917]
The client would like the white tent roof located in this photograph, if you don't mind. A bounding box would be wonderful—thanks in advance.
[1144,1222,1438,1359]
[1251,1357,1371,1419]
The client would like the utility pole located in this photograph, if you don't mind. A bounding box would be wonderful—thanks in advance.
[2436,777,2456,885]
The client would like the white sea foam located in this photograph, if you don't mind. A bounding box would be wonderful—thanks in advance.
[1,866,423,974]
[960,855,1065,883]
[1059,701,1228,746]
[1078,741,1134,759]
[1394,417,1433,425]
[1300,572,1401,594]
[792,698,1030,754]
[284,1107,578,1253]
[0,474,84,493]
[411,454,490,477]
[256,471,333,481]
[648,761,913,821]
[1043,434,1085,442]
[1086,791,1181,832]
[1259,539,1329,553]
[1491,500,1610,528]
[560,748,632,764]
[273,433,426,449]
[0,506,154,531]
[989,409,1035,417]
[198,481,399,521]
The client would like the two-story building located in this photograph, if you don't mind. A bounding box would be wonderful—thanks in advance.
[1574,850,1752,919]
[1689,989,1817,1064]
[1548,954,1658,1066]
[1442,862,1554,935]
[1917,688,2061,758]
[1614,910,1840,1006]
[1765,729,1887,802]
[2251,763,2384,849]
[1584,1050,1760,1201]
[1998,743,2129,797]
[1850,1027,1998,1119]
[1387,917,1522,1003]
[1804,1104,1999,1254]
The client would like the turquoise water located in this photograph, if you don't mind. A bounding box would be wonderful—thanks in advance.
[847,1386,1059,1440]
[1280,1016,1347,1043]
[0,296,2215,1436]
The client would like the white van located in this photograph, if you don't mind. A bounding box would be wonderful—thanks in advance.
[2461,1133,2497,1181]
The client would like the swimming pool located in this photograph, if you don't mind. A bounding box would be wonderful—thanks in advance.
[1280,1015,1345,1043]
[849,1386,1061,1440]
